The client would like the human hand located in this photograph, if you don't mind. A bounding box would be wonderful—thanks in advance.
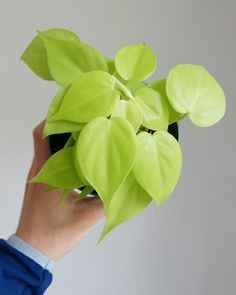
[16,120,104,260]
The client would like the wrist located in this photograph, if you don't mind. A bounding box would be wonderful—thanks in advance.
[15,226,77,260]
[6,233,55,272]
[16,227,59,260]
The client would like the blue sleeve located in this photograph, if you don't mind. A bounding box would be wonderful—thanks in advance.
[0,239,53,295]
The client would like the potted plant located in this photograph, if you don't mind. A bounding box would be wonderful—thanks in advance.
[21,28,226,242]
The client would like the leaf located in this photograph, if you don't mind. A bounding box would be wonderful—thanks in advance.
[125,80,147,95]
[105,56,115,74]
[64,135,76,148]
[75,117,137,213]
[114,78,134,100]
[40,28,80,41]
[43,83,84,138]
[38,32,108,85]
[72,186,95,203]
[58,189,71,207]
[166,64,226,127]
[132,131,182,206]
[71,131,80,141]
[98,171,152,242]
[44,120,84,138]
[21,28,80,80]
[134,87,169,131]
[114,43,157,81]
[111,72,146,96]
[28,147,85,189]
[46,83,71,118]
[148,79,185,124]
[111,99,143,132]
[44,184,57,192]
[50,71,120,123]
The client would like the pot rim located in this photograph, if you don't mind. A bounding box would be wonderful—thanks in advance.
[73,188,96,198]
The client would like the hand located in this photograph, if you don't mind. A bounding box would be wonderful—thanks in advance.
[16,120,104,260]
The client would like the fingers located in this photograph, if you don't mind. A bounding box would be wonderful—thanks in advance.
[32,119,50,165]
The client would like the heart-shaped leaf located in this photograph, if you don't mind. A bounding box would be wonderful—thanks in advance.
[28,147,85,190]
[134,87,169,131]
[99,171,152,242]
[50,71,120,123]
[75,117,137,213]
[111,99,143,132]
[21,28,81,80]
[115,43,157,81]
[166,64,226,127]
[38,32,108,85]
[132,131,182,206]
[148,79,185,124]
[43,83,84,138]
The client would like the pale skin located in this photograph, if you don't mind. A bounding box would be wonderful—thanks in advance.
[16,119,104,260]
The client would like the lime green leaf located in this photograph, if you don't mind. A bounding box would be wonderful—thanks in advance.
[43,83,84,138]
[46,83,71,118]
[72,131,80,141]
[44,184,57,192]
[58,189,71,207]
[75,117,137,213]
[50,71,120,123]
[72,136,89,186]
[132,131,182,206]
[115,43,157,81]
[21,35,52,80]
[111,99,143,132]
[64,135,75,148]
[73,158,89,186]
[72,186,95,203]
[114,79,134,100]
[112,71,144,93]
[38,32,108,85]
[21,28,80,80]
[134,87,169,131]
[40,28,80,41]
[43,120,84,138]
[149,79,185,124]
[166,64,226,127]
[98,171,152,242]
[105,56,115,74]
[125,80,147,95]
[28,147,85,189]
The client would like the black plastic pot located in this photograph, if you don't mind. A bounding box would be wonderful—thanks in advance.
[48,122,179,195]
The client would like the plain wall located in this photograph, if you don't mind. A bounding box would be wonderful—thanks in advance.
[0,1,235,294]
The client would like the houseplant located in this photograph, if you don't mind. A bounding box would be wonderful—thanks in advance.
[21,28,226,242]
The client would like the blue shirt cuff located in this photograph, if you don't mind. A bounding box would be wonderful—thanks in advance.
[6,234,55,273]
